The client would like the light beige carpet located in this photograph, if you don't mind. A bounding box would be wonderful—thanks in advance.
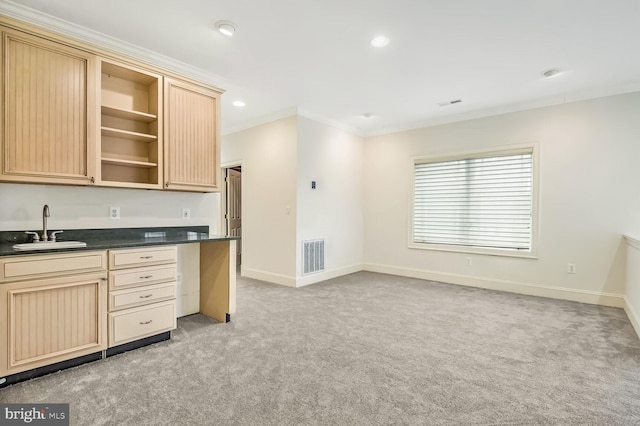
[2,271,639,425]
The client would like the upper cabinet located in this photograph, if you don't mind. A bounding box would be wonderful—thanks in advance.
[164,78,221,192]
[98,59,163,189]
[0,26,96,185]
[0,17,223,192]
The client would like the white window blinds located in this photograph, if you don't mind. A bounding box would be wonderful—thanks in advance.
[413,150,533,251]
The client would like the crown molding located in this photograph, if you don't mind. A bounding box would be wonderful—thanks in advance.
[296,108,364,137]
[365,84,640,137]
[0,0,229,88]
[222,107,299,136]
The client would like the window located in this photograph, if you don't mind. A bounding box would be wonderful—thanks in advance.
[411,147,535,255]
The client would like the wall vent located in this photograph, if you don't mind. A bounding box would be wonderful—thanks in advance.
[303,239,325,275]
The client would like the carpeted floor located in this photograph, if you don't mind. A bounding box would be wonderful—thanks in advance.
[2,271,640,425]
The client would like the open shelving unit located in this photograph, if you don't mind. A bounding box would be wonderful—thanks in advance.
[99,60,162,188]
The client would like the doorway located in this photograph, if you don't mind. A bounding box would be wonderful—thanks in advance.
[223,166,242,267]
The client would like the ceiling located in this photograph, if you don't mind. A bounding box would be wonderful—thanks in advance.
[2,0,640,136]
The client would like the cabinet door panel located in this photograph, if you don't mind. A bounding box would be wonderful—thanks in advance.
[164,78,220,192]
[1,274,107,375]
[1,27,95,184]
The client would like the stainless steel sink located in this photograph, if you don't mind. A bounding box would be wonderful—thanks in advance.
[13,241,87,251]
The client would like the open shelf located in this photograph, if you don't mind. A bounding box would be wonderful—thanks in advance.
[101,126,157,142]
[99,58,162,188]
[102,105,157,123]
[101,158,157,168]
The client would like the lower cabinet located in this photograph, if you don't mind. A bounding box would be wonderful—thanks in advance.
[107,246,177,347]
[0,246,179,382]
[0,272,107,377]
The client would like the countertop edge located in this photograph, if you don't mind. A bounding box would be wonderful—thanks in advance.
[0,235,240,257]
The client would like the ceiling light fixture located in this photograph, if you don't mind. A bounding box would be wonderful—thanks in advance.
[542,68,561,78]
[361,113,374,119]
[215,20,237,37]
[370,36,390,48]
[232,100,246,107]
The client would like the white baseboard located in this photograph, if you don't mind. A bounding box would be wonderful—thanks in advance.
[296,264,363,287]
[363,263,625,308]
[624,297,640,338]
[241,264,364,288]
[241,267,297,287]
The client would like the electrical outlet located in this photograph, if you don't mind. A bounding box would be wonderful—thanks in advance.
[567,263,576,274]
[109,206,120,220]
[465,257,472,265]
[182,208,191,220]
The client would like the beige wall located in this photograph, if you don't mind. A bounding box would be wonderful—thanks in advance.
[222,116,299,285]
[296,116,364,285]
[363,92,640,306]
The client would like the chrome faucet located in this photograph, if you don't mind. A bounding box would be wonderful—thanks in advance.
[42,204,50,241]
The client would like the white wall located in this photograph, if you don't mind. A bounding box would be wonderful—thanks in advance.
[624,237,640,337]
[0,183,220,233]
[221,116,298,285]
[296,116,364,285]
[364,92,640,306]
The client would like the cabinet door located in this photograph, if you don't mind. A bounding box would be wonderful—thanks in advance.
[0,27,96,185]
[164,77,221,192]
[0,273,107,377]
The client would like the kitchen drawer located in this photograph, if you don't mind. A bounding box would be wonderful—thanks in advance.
[108,300,176,347]
[109,264,176,290]
[109,246,177,269]
[109,281,176,311]
[0,251,107,283]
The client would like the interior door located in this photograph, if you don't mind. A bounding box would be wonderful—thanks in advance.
[226,168,242,265]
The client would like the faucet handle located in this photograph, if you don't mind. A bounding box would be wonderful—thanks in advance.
[50,230,63,242]
[25,231,40,242]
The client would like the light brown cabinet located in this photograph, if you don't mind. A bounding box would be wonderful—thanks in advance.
[107,246,177,347]
[0,17,223,192]
[0,252,107,377]
[0,26,96,185]
[164,78,221,192]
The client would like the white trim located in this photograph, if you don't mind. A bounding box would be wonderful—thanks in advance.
[624,235,640,251]
[296,264,363,287]
[241,267,297,288]
[363,263,625,308]
[297,108,365,137]
[624,296,640,339]
[0,0,228,88]
[222,108,299,136]
[365,86,640,138]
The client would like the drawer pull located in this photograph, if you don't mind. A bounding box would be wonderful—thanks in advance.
[139,320,153,325]
[140,256,154,259]
[139,294,153,299]
[139,275,153,279]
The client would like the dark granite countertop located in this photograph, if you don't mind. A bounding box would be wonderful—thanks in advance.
[0,226,239,257]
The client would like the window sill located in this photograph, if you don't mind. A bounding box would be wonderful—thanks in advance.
[408,242,538,259]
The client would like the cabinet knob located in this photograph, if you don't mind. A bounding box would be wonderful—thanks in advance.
[139,320,153,325]
[165,181,170,187]
[90,176,95,184]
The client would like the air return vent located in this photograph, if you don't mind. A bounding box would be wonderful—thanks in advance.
[303,239,325,275]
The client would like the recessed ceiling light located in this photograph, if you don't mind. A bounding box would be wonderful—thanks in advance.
[370,36,390,48]
[215,20,237,37]
[361,113,374,119]
[232,100,246,108]
[542,68,561,78]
